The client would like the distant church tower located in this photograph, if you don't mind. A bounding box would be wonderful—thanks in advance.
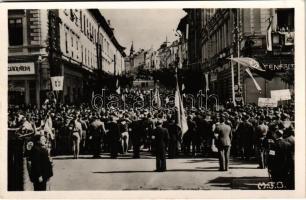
[130,41,134,56]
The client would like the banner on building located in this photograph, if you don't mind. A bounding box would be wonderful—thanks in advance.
[271,89,291,101]
[204,73,209,91]
[51,76,64,91]
[258,98,278,107]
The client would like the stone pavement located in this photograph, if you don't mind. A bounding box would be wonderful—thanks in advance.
[43,153,270,191]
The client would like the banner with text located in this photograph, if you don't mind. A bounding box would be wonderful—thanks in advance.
[258,98,278,107]
[271,89,291,101]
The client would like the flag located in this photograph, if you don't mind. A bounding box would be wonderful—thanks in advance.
[229,57,265,72]
[115,78,120,94]
[154,88,161,108]
[204,73,209,91]
[175,78,188,137]
[51,76,64,91]
[266,17,273,51]
[181,83,185,92]
[229,57,274,80]
[245,68,261,91]
[91,91,94,100]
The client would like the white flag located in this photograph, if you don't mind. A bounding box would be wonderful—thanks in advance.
[229,57,265,72]
[245,68,261,91]
[175,82,188,137]
[266,17,272,51]
[51,76,64,91]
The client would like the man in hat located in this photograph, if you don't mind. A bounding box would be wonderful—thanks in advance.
[108,116,121,158]
[152,120,169,172]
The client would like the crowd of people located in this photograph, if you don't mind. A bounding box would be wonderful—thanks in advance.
[8,88,295,190]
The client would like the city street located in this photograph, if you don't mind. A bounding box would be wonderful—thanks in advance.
[43,153,269,190]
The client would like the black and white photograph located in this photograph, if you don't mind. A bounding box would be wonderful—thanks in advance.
[2,1,306,198]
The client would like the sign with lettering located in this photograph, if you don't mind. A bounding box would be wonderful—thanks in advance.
[51,76,64,91]
[258,98,278,107]
[271,89,291,101]
[262,63,294,71]
[8,63,35,75]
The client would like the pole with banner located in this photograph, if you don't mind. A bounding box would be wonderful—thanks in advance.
[50,76,64,105]
[230,55,236,107]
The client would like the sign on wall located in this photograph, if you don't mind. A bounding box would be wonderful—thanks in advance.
[8,63,35,75]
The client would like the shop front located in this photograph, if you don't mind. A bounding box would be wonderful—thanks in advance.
[8,62,40,107]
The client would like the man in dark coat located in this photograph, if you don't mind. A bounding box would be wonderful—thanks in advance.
[236,114,254,160]
[108,116,121,158]
[152,120,169,172]
[166,117,181,158]
[268,129,290,187]
[28,134,53,191]
[130,117,143,158]
[214,116,232,171]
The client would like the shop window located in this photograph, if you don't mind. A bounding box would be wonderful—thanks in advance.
[277,8,294,31]
[8,18,23,46]
[80,10,83,31]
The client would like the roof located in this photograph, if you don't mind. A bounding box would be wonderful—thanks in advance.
[177,15,188,34]
[89,9,126,57]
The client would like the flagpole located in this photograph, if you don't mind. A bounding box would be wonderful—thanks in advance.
[237,8,241,87]
[231,55,236,107]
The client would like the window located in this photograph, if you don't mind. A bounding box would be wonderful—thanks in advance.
[65,32,68,53]
[76,41,78,50]
[71,36,73,47]
[85,48,87,65]
[81,45,83,62]
[83,15,86,34]
[80,10,83,31]
[277,8,294,31]
[8,18,23,46]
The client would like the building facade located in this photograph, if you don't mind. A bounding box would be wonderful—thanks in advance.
[181,8,294,104]
[8,9,126,107]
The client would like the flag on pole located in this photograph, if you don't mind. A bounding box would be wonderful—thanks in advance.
[204,73,209,91]
[154,88,161,108]
[51,76,64,91]
[175,72,188,137]
[115,78,121,94]
[181,83,185,92]
[229,57,274,80]
[91,91,95,100]
[245,68,262,91]
[266,17,273,51]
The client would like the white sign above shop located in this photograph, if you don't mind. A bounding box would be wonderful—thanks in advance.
[8,62,35,75]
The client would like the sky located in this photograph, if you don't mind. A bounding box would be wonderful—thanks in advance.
[100,9,186,54]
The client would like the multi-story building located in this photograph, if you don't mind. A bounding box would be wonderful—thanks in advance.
[182,8,294,104]
[8,9,126,107]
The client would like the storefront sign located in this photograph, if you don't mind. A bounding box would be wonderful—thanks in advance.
[258,98,278,107]
[262,63,294,71]
[8,63,35,75]
[271,89,291,101]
